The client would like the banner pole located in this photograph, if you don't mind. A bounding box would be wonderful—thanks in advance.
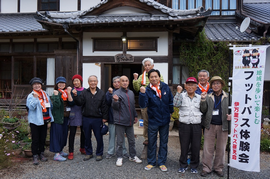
[227,46,232,179]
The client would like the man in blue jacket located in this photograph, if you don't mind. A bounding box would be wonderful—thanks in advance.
[139,69,174,172]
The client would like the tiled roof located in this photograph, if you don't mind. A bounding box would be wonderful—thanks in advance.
[204,22,262,42]
[242,2,270,24]
[0,13,46,33]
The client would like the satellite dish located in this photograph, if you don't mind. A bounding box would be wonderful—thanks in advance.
[240,17,250,33]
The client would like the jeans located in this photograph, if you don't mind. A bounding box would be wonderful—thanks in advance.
[107,123,127,155]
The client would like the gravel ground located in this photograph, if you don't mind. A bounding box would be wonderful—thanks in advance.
[1,134,270,179]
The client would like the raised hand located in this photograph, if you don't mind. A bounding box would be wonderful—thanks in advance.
[53,90,59,96]
[108,87,113,94]
[133,73,139,80]
[72,88,77,96]
[113,94,119,101]
[201,92,207,99]
[177,85,183,93]
[140,86,146,93]
[67,86,72,94]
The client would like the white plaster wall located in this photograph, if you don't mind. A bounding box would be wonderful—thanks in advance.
[1,0,17,13]
[83,32,168,56]
[60,0,77,11]
[155,63,168,84]
[82,63,101,89]
[264,46,270,81]
[81,0,101,10]
[20,0,37,12]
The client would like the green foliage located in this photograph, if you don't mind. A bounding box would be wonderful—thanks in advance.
[2,117,19,123]
[260,139,270,152]
[22,136,32,143]
[16,119,30,141]
[22,143,31,150]
[171,107,179,121]
[179,31,232,91]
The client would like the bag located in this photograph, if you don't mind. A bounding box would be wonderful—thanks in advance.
[100,123,108,135]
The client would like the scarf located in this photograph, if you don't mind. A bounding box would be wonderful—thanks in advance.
[75,87,84,91]
[150,83,161,99]
[198,82,210,93]
[141,70,147,86]
[58,89,68,101]
[33,89,49,112]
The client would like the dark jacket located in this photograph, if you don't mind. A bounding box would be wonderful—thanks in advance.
[73,87,108,120]
[112,88,137,126]
[200,91,229,131]
[139,82,174,126]
[51,92,70,124]
[105,89,116,124]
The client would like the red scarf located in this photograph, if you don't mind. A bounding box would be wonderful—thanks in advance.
[33,89,49,112]
[198,82,210,93]
[58,89,68,101]
[150,83,161,99]
[141,70,147,85]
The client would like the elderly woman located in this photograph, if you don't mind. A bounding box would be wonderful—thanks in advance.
[67,74,86,160]
[26,77,54,165]
[50,76,70,161]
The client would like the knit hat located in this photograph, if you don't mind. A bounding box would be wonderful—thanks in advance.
[56,76,66,84]
[209,76,225,87]
[72,74,83,82]
[185,77,197,84]
[29,77,43,86]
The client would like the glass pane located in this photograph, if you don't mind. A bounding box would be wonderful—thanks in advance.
[188,0,195,9]
[213,0,220,10]
[42,0,48,2]
[42,4,49,10]
[196,0,202,8]
[222,11,235,15]
[14,44,24,52]
[38,43,48,52]
[36,57,47,84]
[14,58,34,85]
[62,42,76,49]
[50,0,57,2]
[48,43,58,52]
[181,66,189,84]
[128,39,156,50]
[205,0,212,9]
[0,44,9,52]
[0,58,11,81]
[211,11,220,15]
[222,0,228,10]
[49,2,57,10]
[24,44,34,52]
[173,66,181,84]
[230,0,237,9]
[180,0,186,10]
[172,0,179,9]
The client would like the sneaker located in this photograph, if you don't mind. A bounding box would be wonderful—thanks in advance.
[39,152,48,162]
[191,168,198,174]
[60,151,68,157]
[200,170,209,177]
[33,155,39,165]
[116,158,123,167]
[129,156,142,163]
[214,170,224,177]
[159,165,168,172]
[178,167,188,173]
[123,153,129,158]
[96,155,103,161]
[83,155,93,161]
[54,153,67,162]
[144,164,154,171]
[68,153,74,160]
[80,148,86,155]
[106,153,114,159]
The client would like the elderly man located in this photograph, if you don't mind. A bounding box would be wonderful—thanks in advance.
[139,69,174,172]
[133,58,164,146]
[196,69,213,95]
[200,76,231,177]
[105,76,128,159]
[174,77,203,174]
[73,75,108,162]
[112,76,142,167]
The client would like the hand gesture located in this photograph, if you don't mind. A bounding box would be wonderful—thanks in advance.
[177,85,183,93]
[72,88,77,96]
[53,90,59,96]
[108,87,113,94]
[113,94,119,101]
[140,86,146,93]
[67,86,72,94]
[32,92,38,98]
[227,114,231,121]
[201,92,207,99]
[133,73,138,80]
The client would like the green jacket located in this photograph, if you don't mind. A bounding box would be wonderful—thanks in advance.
[200,91,229,131]
[51,93,64,124]
[132,72,164,92]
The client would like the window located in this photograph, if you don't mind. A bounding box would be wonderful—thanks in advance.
[93,38,122,51]
[37,43,58,52]
[0,44,10,52]
[14,58,34,85]
[128,38,157,51]
[62,42,77,49]
[13,43,34,52]
[172,0,237,16]
[38,0,59,11]
[172,57,189,85]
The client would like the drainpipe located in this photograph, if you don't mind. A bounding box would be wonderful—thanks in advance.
[263,25,269,39]
[63,24,79,74]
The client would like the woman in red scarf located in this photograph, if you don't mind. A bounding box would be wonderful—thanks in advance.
[50,76,70,161]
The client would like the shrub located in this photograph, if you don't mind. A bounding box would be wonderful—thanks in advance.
[260,138,270,152]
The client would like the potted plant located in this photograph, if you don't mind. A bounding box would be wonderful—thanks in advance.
[11,143,22,156]
[22,143,32,157]
[1,116,21,130]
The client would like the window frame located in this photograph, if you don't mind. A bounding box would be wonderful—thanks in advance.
[38,0,60,11]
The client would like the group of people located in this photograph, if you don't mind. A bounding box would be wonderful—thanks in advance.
[26,57,231,177]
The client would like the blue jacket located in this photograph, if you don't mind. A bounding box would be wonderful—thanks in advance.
[139,82,174,126]
[26,91,54,126]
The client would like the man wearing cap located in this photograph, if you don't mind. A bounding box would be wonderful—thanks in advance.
[200,76,231,177]
[173,77,203,174]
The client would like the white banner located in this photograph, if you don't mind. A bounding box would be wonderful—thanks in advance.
[229,45,269,172]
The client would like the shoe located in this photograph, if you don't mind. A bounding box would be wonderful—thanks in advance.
[129,156,142,163]
[54,153,67,162]
[191,168,198,174]
[106,153,114,159]
[159,165,168,172]
[96,155,103,161]
[200,170,209,177]
[123,153,129,158]
[39,152,48,162]
[214,170,224,177]
[144,164,154,171]
[80,148,86,155]
[83,155,93,161]
[68,153,74,160]
[143,140,148,146]
[178,167,188,173]
[116,158,123,167]
[60,151,68,157]
[33,155,39,165]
